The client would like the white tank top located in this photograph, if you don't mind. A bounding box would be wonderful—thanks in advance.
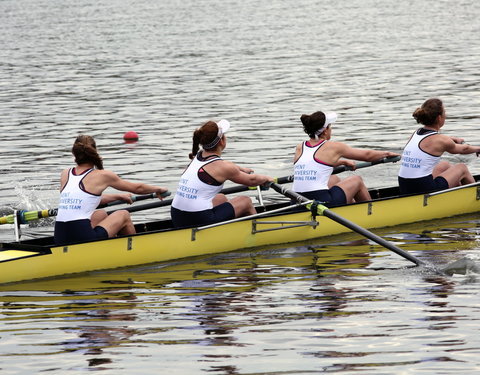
[56,168,102,222]
[292,140,333,193]
[172,154,224,212]
[398,129,441,178]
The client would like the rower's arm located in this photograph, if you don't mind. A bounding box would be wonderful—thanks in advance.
[220,161,272,187]
[444,138,480,155]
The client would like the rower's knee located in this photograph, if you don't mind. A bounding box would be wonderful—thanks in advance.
[457,163,474,183]
[451,163,471,179]
[231,196,255,217]
[328,175,341,188]
[213,193,228,206]
[350,175,365,188]
[458,163,469,172]
[119,209,132,224]
[91,210,108,227]
[110,209,132,226]
[434,161,451,175]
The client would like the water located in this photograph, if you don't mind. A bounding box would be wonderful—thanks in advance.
[1,0,480,373]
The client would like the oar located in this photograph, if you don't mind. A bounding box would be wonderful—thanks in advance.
[108,183,269,214]
[0,192,171,225]
[268,182,440,272]
[111,156,401,214]
[100,192,170,208]
[332,155,400,174]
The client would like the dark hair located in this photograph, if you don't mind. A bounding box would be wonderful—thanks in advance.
[412,98,444,126]
[189,121,220,159]
[72,134,103,170]
[300,111,327,138]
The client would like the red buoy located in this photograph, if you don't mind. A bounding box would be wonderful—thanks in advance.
[123,131,139,142]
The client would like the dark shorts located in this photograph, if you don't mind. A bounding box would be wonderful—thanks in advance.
[297,186,347,207]
[398,175,449,195]
[54,219,109,245]
[171,202,235,228]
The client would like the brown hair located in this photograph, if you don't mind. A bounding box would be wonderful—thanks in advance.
[300,111,327,138]
[412,98,444,126]
[189,121,220,159]
[72,134,104,170]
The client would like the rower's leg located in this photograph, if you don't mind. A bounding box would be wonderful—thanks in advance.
[432,161,451,178]
[438,163,475,186]
[336,175,371,203]
[328,175,341,188]
[96,210,136,237]
[229,196,256,217]
[91,210,108,227]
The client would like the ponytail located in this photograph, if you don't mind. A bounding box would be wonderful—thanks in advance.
[189,129,201,160]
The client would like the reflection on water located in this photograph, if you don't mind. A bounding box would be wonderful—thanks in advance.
[59,289,138,364]
[0,215,479,373]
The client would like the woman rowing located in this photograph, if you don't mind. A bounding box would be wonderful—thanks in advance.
[171,119,273,227]
[54,135,168,245]
[293,111,399,205]
[398,98,480,194]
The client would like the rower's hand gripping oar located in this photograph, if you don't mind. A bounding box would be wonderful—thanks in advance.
[268,182,443,274]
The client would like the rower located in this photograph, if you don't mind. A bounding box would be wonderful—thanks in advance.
[292,111,399,205]
[171,119,273,228]
[54,135,168,245]
[398,98,480,195]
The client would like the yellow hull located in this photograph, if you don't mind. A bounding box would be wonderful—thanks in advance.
[1,184,479,284]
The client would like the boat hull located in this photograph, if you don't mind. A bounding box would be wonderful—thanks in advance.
[1,183,479,284]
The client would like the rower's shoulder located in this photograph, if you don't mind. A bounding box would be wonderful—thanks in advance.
[86,169,120,182]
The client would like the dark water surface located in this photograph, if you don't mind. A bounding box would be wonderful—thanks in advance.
[1,0,480,374]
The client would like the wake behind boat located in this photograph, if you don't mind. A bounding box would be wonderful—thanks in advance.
[1,175,480,284]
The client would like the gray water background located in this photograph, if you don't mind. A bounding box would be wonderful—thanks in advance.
[1,0,480,374]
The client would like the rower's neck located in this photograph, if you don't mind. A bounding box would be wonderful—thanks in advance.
[200,150,221,159]
[74,163,94,174]
[308,138,326,147]
[423,126,439,132]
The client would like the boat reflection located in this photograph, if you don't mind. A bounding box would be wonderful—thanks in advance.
[0,213,478,372]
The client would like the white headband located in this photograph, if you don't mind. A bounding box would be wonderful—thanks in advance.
[314,112,337,139]
[202,119,231,149]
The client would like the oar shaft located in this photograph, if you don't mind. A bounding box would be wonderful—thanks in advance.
[113,198,173,214]
[99,191,170,208]
[0,209,58,225]
[332,155,401,174]
[269,182,431,269]
[321,208,425,266]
